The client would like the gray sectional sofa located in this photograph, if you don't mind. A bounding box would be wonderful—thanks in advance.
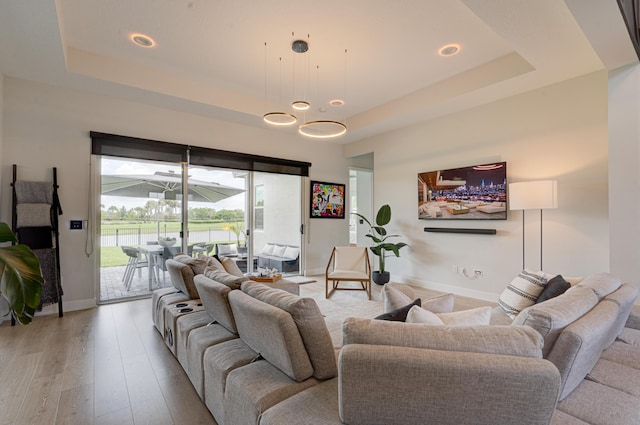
[153,258,640,425]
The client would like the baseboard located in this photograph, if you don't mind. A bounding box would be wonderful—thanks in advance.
[35,298,97,317]
[393,274,499,303]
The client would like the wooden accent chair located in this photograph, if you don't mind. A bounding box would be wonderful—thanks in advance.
[325,246,372,300]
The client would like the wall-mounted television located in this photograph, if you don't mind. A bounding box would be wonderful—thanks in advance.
[418,161,507,220]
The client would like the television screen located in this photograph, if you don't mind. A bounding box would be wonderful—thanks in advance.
[418,162,507,220]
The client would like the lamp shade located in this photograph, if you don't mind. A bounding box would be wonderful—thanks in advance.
[509,180,558,210]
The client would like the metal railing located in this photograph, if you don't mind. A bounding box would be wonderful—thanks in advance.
[100,225,238,246]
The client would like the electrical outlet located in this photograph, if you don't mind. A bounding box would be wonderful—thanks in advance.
[473,269,483,278]
[452,265,459,274]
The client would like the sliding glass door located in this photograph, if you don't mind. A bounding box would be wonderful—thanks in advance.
[98,157,302,303]
[251,172,302,276]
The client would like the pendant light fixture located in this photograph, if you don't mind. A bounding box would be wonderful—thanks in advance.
[262,36,347,138]
[263,45,297,126]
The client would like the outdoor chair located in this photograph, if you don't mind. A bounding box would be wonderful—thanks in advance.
[121,246,149,290]
[325,246,372,300]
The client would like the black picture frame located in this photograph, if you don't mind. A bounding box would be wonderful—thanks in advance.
[310,180,345,219]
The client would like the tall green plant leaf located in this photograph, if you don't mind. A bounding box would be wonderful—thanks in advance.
[375,204,391,226]
[0,223,43,325]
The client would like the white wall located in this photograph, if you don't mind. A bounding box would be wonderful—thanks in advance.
[345,71,609,301]
[608,64,640,290]
[1,77,349,310]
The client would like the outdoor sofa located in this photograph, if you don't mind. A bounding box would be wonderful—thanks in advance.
[256,243,300,272]
[152,259,640,425]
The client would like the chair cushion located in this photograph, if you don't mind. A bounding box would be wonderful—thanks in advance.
[333,247,367,274]
[241,282,337,380]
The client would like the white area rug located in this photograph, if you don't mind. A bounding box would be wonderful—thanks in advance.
[286,276,317,284]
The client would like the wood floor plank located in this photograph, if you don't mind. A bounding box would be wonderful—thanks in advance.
[13,372,64,425]
[157,372,217,425]
[94,406,134,425]
[121,354,173,425]
[0,351,41,424]
[55,383,94,425]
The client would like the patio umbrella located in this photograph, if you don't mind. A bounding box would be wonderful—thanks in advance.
[101,171,244,203]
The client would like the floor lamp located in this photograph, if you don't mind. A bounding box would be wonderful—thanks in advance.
[508,180,558,270]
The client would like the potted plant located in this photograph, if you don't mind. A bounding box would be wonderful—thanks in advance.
[224,221,247,252]
[352,204,407,285]
[0,222,43,324]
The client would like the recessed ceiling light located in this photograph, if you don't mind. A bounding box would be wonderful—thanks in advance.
[438,44,460,57]
[130,33,156,48]
[329,99,345,107]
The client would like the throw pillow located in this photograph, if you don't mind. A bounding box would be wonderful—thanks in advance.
[261,243,275,255]
[536,274,571,303]
[383,284,454,314]
[405,306,444,325]
[374,299,421,322]
[197,254,225,272]
[406,306,492,326]
[220,257,244,277]
[171,253,209,275]
[283,246,299,259]
[272,245,287,257]
[217,243,237,255]
[498,269,548,319]
[436,306,492,326]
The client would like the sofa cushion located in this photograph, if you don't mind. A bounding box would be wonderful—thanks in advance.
[203,267,246,290]
[172,253,209,275]
[602,283,640,346]
[601,341,640,370]
[498,269,548,318]
[228,290,314,381]
[551,410,590,425]
[383,283,454,314]
[219,257,244,277]
[197,253,225,271]
[241,282,337,380]
[223,360,318,425]
[166,258,199,299]
[203,338,258,421]
[194,274,238,334]
[217,243,237,255]
[343,317,543,358]
[375,299,421,322]
[407,306,492,326]
[512,285,599,357]
[556,380,640,425]
[546,300,620,400]
[536,275,571,303]
[574,272,622,299]
[260,378,340,425]
[589,358,640,397]
[261,243,275,255]
[617,327,640,347]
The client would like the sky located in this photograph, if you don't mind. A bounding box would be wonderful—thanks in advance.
[101,157,247,211]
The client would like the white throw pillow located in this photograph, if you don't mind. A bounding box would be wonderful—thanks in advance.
[437,306,492,326]
[217,244,237,255]
[283,246,299,259]
[272,245,287,257]
[406,306,445,325]
[406,305,492,326]
[261,243,275,255]
[383,284,454,314]
[498,269,548,319]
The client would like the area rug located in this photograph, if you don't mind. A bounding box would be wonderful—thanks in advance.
[286,276,317,284]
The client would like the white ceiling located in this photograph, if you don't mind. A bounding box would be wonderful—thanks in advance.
[0,0,636,144]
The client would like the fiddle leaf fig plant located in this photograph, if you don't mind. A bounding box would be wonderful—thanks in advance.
[352,204,407,274]
[0,222,43,325]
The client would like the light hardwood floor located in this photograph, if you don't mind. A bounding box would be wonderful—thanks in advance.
[0,277,494,425]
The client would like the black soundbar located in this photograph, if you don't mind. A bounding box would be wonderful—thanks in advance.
[424,227,496,235]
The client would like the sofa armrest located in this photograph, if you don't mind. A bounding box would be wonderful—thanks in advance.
[338,344,560,425]
[626,305,640,330]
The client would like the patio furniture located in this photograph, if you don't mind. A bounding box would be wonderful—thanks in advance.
[121,246,151,290]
